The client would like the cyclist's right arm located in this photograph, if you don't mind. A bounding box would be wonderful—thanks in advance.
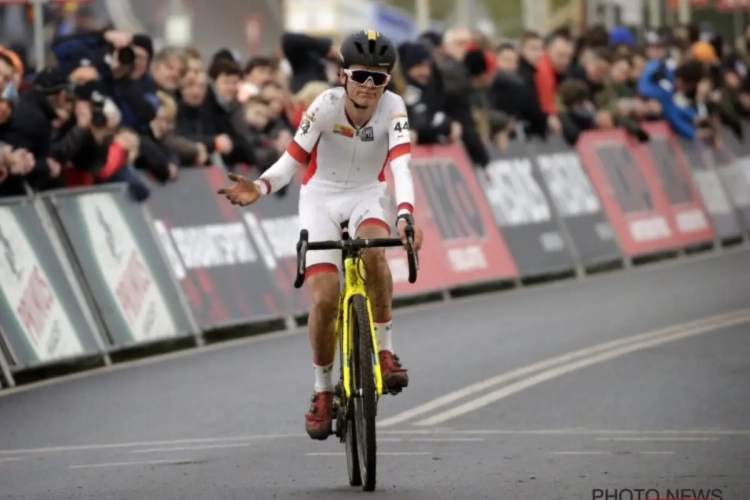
[254,93,327,195]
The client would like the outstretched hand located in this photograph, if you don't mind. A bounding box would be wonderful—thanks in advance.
[217,172,261,206]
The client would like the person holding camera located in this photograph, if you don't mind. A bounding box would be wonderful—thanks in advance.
[51,29,160,134]
[49,80,148,201]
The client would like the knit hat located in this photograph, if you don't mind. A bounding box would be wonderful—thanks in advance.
[400,42,432,71]
[132,34,154,60]
[33,67,71,94]
[609,27,635,48]
[691,41,718,63]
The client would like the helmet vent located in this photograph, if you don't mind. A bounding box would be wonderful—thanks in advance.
[354,42,366,55]
[379,46,389,56]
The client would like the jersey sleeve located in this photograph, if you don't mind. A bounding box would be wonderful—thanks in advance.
[386,94,416,216]
[256,92,329,195]
[286,92,328,164]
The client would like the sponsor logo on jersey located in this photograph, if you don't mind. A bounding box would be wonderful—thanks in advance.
[359,126,374,141]
[333,124,355,138]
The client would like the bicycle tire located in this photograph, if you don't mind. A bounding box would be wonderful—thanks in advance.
[344,417,361,486]
[341,318,362,487]
[351,294,377,491]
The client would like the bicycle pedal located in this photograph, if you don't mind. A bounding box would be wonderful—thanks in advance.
[386,386,403,396]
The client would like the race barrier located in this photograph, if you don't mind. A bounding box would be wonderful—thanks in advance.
[1,120,748,388]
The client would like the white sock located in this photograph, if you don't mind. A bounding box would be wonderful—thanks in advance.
[375,319,393,353]
[313,362,334,393]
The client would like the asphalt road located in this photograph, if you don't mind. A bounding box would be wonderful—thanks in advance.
[1,248,749,500]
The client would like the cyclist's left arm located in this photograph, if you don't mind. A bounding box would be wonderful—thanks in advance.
[387,95,415,218]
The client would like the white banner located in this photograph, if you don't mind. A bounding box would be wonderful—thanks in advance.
[79,193,178,342]
[0,208,84,362]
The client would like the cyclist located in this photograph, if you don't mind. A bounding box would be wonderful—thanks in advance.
[218,30,424,440]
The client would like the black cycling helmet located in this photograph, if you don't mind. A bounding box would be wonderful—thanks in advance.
[340,30,397,73]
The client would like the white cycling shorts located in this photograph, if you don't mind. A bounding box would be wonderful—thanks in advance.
[299,181,394,276]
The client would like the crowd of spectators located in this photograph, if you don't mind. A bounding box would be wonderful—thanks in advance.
[2,6,750,200]
[400,22,750,158]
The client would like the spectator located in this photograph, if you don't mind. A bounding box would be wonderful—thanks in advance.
[176,71,231,160]
[399,42,457,145]
[517,31,548,137]
[0,66,71,196]
[183,46,203,83]
[136,90,180,182]
[535,29,575,135]
[259,80,294,140]
[644,30,670,62]
[201,58,257,168]
[558,79,613,146]
[280,32,339,93]
[489,42,525,127]
[238,56,275,102]
[435,27,489,168]
[639,59,711,140]
[240,96,280,173]
[569,47,613,104]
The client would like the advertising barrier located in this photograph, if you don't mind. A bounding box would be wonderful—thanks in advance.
[530,137,623,268]
[406,144,519,289]
[578,129,686,257]
[678,138,743,242]
[636,123,715,247]
[479,141,577,277]
[0,196,105,371]
[234,167,313,314]
[3,119,749,386]
[712,129,750,231]
[48,186,196,347]
[145,168,290,330]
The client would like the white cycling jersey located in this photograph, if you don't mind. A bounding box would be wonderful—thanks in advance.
[254,87,415,217]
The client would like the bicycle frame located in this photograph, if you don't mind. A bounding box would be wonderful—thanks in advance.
[338,251,384,399]
[293,226,419,402]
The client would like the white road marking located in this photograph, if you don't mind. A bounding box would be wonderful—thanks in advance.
[380,308,750,427]
[1,246,745,400]
[596,437,720,442]
[550,451,675,455]
[69,459,195,469]
[305,452,431,457]
[1,429,745,457]
[551,451,610,455]
[132,442,255,453]
[413,311,750,426]
[407,437,484,442]
[0,457,24,462]
[0,434,303,455]
[380,429,750,436]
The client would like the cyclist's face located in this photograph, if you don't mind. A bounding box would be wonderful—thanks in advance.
[343,64,388,107]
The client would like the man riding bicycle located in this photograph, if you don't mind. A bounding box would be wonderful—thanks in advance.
[218,30,424,440]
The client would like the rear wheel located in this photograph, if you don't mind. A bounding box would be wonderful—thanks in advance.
[350,294,377,491]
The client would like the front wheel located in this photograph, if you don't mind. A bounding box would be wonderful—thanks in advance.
[350,294,378,491]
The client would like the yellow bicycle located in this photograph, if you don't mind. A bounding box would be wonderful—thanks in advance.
[293,221,419,492]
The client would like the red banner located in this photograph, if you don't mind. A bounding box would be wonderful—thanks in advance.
[667,0,709,8]
[386,144,518,293]
[635,122,715,247]
[577,129,684,257]
[716,0,750,10]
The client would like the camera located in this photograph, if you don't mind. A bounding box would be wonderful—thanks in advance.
[118,46,135,66]
[90,90,108,128]
[103,42,135,68]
